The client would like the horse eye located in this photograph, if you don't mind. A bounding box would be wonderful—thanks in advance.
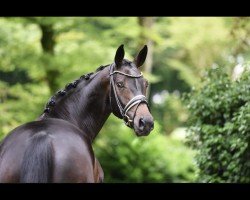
[117,82,124,88]
[145,80,149,88]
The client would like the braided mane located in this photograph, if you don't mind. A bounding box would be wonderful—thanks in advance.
[43,64,110,114]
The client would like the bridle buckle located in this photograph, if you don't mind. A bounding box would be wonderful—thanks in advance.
[123,114,133,127]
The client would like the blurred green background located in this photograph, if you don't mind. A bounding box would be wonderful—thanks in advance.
[0,17,249,183]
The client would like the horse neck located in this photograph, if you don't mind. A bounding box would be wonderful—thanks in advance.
[41,67,112,142]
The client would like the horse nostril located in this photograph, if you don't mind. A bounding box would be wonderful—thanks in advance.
[139,117,145,130]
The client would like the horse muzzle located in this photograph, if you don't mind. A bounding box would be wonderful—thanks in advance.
[131,103,154,136]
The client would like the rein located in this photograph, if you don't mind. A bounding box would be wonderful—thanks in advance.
[109,63,149,128]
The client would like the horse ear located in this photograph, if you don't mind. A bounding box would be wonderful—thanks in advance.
[114,44,125,68]
[134,45,148,68]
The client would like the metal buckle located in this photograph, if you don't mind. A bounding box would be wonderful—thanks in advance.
[123,115,133,128]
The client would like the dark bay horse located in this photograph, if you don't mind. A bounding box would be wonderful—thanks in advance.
[0,45,154,183]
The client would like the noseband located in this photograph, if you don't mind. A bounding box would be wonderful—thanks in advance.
[109,63,149,128]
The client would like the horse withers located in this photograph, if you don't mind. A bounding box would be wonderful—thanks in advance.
[0,45,154,183]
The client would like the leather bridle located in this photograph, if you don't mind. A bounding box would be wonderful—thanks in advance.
[109,63,150,128]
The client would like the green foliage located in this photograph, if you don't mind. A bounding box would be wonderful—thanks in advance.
[153,92,188,134]
[0,18,48,140]
[94,116,196,183]
[185,67,250,183]
[152,17,233,96]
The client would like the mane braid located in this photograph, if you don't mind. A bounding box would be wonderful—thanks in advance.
[43,64,110,114]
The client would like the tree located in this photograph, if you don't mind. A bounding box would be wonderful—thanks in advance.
[185,67,250,183]
[138,17,156,99]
